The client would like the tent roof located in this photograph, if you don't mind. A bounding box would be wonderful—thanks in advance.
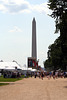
[0,62,21,70]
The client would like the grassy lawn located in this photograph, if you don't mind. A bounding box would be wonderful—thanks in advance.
[0,75,24,82]
[0,83,9,86]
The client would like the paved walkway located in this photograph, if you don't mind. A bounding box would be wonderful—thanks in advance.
[0,77,67,100]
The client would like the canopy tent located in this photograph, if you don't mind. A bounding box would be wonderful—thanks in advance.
[21,66,37,71]
[31,69,37,72]
[0,62,22,70]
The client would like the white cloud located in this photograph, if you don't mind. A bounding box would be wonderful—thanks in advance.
[0,0,50,14]
[0,4,7,13]
[32,2,50,14]
[9,26,22,32]
[0,0,31,14]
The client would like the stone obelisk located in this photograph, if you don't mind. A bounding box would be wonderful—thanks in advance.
[32,18,37,60]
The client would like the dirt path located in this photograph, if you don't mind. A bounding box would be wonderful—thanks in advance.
[0,77,67,100]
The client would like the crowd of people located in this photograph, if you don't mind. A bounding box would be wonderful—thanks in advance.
[3,71,22,78]
[0,69,67,80]
[31,70,67,80]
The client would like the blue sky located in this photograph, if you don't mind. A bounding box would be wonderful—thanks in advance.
[0,0,59,67]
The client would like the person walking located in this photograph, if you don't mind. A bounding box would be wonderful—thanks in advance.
[41,72,44,80]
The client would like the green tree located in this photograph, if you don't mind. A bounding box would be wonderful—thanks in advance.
[48,0,67,32]
[44,37,63,70]
[48,0,67,70]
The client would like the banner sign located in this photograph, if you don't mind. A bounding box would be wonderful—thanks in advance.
[28,57,38,68]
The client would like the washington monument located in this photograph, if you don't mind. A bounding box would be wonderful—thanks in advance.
[32,18,37,60]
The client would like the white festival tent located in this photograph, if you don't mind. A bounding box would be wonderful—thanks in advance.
[21,66,37,74]
[0,62,22,70]
[21,65,37,72]
[0,62,37,72]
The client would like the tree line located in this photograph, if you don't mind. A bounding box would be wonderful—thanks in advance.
[44,0,67,71]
